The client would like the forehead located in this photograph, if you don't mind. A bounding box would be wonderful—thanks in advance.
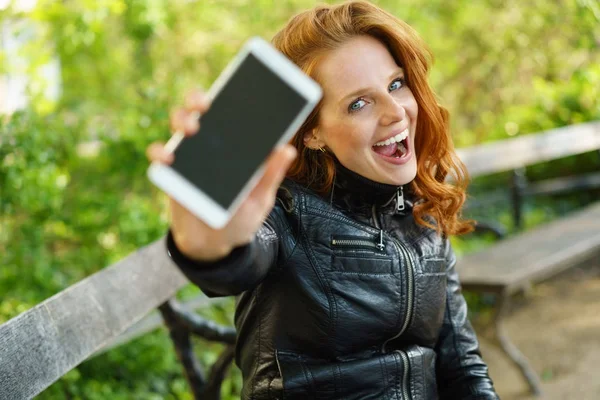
[316,36,401,96]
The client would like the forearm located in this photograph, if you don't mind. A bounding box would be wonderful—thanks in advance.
[435,241,499,399]
[435,289,498,399]
[166,221,279,297]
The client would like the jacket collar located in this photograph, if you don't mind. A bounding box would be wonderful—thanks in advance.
[327,160,413,216]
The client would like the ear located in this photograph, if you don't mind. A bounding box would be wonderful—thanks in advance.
[303,128,326,150]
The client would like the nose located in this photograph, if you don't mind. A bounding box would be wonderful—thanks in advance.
[379,95,406,126]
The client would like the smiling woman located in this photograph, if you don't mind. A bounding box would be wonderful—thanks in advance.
[148,1,500,399]
[276,4,471,236]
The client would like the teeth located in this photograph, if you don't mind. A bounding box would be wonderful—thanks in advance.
[374,129,409,147]
[398,142,407,155]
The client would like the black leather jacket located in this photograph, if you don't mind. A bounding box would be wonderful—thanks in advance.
[167,165,499,400]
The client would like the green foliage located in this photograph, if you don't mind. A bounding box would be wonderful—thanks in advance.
[1,0,598,398]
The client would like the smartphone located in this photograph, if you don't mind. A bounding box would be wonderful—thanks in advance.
[147,37,322,229]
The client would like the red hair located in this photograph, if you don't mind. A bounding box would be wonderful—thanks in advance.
[272,0,473,236]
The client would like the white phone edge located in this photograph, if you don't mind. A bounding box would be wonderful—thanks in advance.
[147,36,322,229]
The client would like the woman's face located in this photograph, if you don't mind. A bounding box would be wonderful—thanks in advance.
[306,35,418,186]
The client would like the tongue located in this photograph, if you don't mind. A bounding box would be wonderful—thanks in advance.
[373,143,397,157]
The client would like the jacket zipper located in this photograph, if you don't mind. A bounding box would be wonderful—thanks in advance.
[331,231,386,252]
[370,205,415,353]
[396,186,405,212]
[275,350,284,382]
[395,350,412,400]
[381,239,415,351]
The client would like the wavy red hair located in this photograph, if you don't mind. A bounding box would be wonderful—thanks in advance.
[271,0,473,236]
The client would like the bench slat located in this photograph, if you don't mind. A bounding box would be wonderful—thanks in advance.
[456,121,600,178]
[93,295,226,357]
[524,171,600,196]
[458,202,600,294]
[0,237,186,400]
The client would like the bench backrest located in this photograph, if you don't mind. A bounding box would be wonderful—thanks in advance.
[456,121,600,178]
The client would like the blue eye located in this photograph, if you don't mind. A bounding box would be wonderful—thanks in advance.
[349,98,367,112]
[389,78,404,92]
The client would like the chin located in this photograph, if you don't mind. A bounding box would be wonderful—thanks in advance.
[387,169,417,186]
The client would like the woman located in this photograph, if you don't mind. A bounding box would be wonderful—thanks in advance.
[147,1,499,399]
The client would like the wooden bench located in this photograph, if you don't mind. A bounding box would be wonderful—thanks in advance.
[0,121,598,399]
[456,121,600,396]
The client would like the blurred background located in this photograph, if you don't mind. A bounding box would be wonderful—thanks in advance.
[0,0,598,399]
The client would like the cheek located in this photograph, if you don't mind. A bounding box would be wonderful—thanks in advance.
[331,126,371,156]
[321,118,367,152]
[408,94,419,120]
[412,101,419,121]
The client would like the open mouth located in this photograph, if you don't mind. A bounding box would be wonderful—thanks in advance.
[372,139,409,158]
[372,129,410,159]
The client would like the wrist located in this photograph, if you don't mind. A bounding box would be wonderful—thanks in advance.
[188,243,234,262]
[172,232,233,263]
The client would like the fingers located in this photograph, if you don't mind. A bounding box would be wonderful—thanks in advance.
[170,90,211,137]
[251,144,298,204]
[146,142,174,164]
[170,108,199,136]
[226,144,296,246]
[185,91,211,113]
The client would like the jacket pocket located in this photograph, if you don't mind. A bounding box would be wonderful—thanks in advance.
[408,259,447,344]
[325,271,402,354]
[275,350,404,400]
[330,234,394,274]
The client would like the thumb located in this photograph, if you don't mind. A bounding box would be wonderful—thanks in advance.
[251,144,297,200]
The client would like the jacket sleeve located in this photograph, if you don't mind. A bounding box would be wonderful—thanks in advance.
[166,204,288,297]
[434,239,500,399]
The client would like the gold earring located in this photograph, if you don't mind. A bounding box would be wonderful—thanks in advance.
[311,131,326,153]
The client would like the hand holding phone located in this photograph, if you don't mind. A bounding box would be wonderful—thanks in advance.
[146,37,320,261]
[147,90,298,261]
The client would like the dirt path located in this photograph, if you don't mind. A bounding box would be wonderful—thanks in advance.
[475,258,600,400]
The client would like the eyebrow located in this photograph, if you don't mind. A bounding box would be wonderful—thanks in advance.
[338,67,405,105]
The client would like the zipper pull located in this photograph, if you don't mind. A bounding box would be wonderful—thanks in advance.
[396,186,405,212]
[376,229,385,251]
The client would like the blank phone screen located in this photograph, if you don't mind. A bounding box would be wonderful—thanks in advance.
[171,53,309,209]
